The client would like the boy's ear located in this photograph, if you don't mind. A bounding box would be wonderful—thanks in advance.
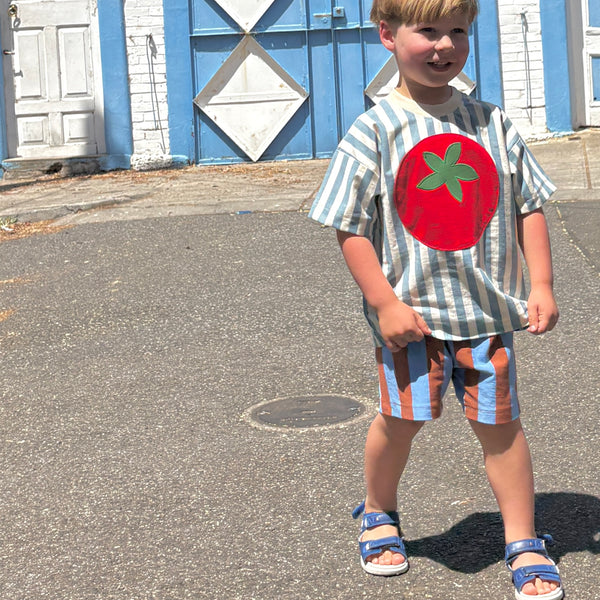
[379,20,397,51]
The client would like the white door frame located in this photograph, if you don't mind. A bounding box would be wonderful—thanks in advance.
[568,0,600,127]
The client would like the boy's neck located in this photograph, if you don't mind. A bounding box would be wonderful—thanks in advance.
[396,80,453,105]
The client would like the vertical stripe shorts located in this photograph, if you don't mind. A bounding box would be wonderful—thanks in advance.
[375,333,519,425]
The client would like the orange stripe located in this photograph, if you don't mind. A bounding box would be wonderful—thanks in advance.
[376,347,392,416]
[426,337,445,419]
[454,340,479,421]
[393,347,414,420]
[489,336,514,424]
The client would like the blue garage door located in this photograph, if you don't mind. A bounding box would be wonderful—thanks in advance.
[181,1,499,164]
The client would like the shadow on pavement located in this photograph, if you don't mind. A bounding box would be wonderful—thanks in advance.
[405,492,600,573]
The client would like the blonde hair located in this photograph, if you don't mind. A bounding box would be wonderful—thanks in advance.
[370,0,479,26]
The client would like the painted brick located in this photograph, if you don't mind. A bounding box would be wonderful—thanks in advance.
[497,0,550,139]
[123,0,172,169]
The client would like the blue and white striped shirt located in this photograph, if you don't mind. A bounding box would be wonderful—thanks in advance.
[309,89,556,343]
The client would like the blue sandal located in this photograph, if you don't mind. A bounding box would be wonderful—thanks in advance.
[505,536,564,600]
[352,501,409,576]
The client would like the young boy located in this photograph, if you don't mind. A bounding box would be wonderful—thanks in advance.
[309,1,563,598]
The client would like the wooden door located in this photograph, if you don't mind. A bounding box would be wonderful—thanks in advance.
[0,0,105,158]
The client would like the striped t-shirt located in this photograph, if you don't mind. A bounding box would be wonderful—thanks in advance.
[309,88,556,343]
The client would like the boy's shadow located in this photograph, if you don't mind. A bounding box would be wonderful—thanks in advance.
[404,492,599,573]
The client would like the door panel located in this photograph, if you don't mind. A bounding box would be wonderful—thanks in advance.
[59,27,92,97]
[590,0,600,27]
[0,0,104,158]
[592,57,600,100]
[14,30,46,99]
[308,28,338,157]
[335,27,370,135]
[584,0,600,124]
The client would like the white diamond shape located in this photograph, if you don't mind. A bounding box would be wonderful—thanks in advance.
[213,0,276,32]
[194,36,308,162]
[365,56,476,103]
[364,57,400,104]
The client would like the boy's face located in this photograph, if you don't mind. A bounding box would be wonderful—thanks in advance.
[380,12,471,104]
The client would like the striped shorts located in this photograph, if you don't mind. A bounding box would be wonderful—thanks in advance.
[375,333,519,425]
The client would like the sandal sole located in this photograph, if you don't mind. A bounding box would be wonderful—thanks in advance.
[515,587,563,600]
[360,556,409,577]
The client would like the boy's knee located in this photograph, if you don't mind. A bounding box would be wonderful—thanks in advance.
[469,418,526,452]
[470,417,522,434]
[379,413,426,436]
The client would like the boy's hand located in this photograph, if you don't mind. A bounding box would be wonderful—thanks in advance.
[377,300,432,351]
[527,285,559,334]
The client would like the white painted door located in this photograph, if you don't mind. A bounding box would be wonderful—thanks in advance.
[0,0,105,158]
[583,0,600,125]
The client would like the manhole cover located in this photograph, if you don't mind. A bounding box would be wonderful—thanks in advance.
[249,395,366,429]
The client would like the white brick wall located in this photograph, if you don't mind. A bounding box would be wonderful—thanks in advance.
[497,0,551,139]
[123,0,172,170]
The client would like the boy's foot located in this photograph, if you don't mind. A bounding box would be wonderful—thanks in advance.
[505,538,563,599]
[510,552,560,596]
[352,502,409,576]
[359,523,407,567]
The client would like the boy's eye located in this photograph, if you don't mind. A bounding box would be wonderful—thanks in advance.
[452,28,467,34]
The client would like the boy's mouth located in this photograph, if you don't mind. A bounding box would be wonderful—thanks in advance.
[428,61,453,72]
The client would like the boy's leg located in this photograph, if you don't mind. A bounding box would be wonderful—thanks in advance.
[470,419,559,597]
[362,413,424,566]
[362,339,446,567]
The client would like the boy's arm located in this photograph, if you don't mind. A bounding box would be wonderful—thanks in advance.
[336,230,431,350]
[517,207,559,334]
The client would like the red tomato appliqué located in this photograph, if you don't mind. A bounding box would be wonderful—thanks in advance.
[394,133,500,251]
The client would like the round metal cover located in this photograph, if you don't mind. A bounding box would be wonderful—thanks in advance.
[250,394,366,429]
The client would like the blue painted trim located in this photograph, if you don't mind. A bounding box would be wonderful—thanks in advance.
[0,28,8,162]
[164,0,195,163]
[97,0,133,166]
[540,0,573,132]
[475,0,503,107]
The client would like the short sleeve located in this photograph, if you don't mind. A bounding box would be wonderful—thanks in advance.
[504,115,557,214]
[308,116,381,238]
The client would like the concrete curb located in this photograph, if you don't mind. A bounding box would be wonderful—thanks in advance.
[6,197,136,223]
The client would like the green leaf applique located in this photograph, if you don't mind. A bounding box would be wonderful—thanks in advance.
[417,142,479,202]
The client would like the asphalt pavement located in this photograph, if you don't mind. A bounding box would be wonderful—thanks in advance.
[0,130,598,600]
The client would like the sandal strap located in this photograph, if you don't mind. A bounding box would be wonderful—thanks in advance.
[505,536,553,565]
[362,511,400,530]
[352,502,365,519]
[353,502,409,569]
[505,536,562,596]
[510,564,562,593]
[352,502,400,530]
[358,535,407,562]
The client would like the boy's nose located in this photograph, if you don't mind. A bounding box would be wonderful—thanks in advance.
[435,34,454,51]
